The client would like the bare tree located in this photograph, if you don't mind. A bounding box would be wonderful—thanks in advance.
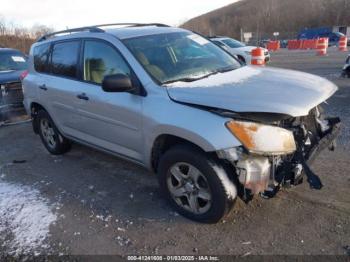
[30,24,54,39]
[0,15,55,53]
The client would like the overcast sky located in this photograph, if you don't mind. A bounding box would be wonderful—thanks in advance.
[1,0,237,30]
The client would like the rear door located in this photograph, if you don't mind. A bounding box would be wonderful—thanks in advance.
[25,43,51,113]
[44,40,82,134]
[71,39,144,161]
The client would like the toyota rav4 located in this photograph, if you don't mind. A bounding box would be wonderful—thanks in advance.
[23,23,340,223]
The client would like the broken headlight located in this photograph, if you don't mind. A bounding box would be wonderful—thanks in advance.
[225,120,296,156]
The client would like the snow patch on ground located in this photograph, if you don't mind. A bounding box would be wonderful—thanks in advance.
[0,179,57,255]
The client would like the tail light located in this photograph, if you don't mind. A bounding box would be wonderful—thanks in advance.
[20,70,29,81]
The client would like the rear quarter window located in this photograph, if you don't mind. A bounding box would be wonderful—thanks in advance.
[51,41,80,78]
[33,43,50,73]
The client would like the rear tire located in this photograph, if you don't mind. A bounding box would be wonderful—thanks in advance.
[37,110,71,155]
[157,145,236,223]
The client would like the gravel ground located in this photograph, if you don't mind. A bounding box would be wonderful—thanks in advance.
[0,47,349,257]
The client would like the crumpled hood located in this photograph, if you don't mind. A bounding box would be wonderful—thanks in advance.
[165,66,338,117]
[0,70,23,84]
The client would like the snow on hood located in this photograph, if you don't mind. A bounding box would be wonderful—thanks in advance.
[0,179,57,255]
[165,66,338,117]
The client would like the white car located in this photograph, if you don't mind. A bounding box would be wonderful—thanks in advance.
[210,36,270,64]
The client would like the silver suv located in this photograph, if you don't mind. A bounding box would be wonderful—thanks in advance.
[23,23,340,223]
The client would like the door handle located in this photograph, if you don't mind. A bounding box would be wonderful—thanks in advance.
[77,93,89,101]
[38,84,47,91]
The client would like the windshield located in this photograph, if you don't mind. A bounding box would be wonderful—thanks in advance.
[0,52,27,72]
[123,32,241,84]
[221,39,246,48]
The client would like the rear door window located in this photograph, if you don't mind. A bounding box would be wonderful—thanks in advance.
[51,41,80,78]
[33,43,50,73]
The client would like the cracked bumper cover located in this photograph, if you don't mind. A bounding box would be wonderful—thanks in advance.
[306,117,341,164]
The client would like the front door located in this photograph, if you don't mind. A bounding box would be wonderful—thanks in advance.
[72,40,144,161]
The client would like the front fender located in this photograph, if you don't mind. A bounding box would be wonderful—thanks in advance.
[142,95,242,168]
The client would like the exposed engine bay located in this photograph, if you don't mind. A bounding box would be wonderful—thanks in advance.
[216,106,341,200]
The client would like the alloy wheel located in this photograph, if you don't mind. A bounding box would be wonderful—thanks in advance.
[167,162,212,214]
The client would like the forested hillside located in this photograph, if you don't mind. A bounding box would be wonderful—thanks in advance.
[182,0,350,39]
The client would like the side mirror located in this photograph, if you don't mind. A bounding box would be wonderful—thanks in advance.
[102,74,134,93]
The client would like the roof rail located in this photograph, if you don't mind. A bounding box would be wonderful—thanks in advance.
[36,23,170,42]
[91,23,170,28]
[37,26,104,42]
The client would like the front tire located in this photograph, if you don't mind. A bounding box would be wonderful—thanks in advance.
[37,110,71,155]
[158,145,236,223]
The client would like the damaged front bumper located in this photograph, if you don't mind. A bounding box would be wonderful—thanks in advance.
[218,116,341,198]
[0,82,24,122]
[305,117,340,164]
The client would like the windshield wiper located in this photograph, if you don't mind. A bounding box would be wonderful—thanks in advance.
[162,66,236,85]
[163,77,204,85]
[216,66,236,73]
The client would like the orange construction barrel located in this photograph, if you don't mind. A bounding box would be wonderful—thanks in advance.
[339,36,348,52]
[316,38,327,56]
[251,47,265,66]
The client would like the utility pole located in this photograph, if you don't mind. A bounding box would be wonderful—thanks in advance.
[256,22,260,46]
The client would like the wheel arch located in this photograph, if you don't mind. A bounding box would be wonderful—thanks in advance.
[30,102,48,134]
[150,133,215,173]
